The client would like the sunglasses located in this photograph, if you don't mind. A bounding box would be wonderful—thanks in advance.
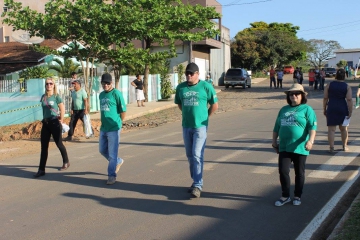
[185,71,197,76]
[101,82,111,85]
[45,82,54,86]
[288,92,302,96]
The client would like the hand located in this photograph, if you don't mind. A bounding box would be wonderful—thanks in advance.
[272,143,279,154]
[305,141,313,151]
[323,110,326,116]
[347,114,351,118]
[71,110,73,115]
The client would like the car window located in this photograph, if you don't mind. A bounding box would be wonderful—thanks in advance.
[226,69,242,76]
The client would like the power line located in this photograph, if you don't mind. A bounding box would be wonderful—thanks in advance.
[300,22,360,36]
[299,19,360,32]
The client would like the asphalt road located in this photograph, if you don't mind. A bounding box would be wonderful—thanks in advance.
[1,75,360,240]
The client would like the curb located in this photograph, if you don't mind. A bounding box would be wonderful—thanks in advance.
[327,192,360,239]
[125,103,177,121]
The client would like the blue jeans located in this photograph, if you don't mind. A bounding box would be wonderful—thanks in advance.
[99,130,123,177]
[183,126,207,190]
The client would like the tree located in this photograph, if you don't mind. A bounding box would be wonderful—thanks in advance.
[48,58,80,78]
[231,21,307,70]
[126,0,220,101]
[307,39,342,68]
[337,59,348,68]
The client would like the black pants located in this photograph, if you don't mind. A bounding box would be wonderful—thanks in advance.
[39,118,69,171]
[278,152,307,198]
[270,77,276,88]
[68,109,85,137]
[276,79,283,88]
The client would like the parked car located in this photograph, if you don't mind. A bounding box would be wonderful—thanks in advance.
[224,68,252,89]
[283,65,294,74]
[323,67,336,77]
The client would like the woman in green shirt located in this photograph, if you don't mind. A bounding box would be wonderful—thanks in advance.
[272,84,317,206]
[34,78,70,178]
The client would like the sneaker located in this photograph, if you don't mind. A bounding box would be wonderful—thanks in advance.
[191,187,201,198]
[275,197,291,207]
[106,176,116,185]
[293,198,301,206]
[115,159,124,174]
[63,136,72,141]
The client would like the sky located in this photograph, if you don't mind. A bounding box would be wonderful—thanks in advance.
[217,0,360,49]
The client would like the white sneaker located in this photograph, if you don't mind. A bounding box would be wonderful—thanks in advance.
[293,198,301,206]
[115,159,124,174]
[275,197,291,207]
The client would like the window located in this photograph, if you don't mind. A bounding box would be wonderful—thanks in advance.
[3,6,8,12]
[4,36,10,42]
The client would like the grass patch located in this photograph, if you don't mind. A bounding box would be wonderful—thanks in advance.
[334,199,360,240]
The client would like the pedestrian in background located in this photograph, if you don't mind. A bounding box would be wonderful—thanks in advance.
[131,74,145,107]
[68,72,77,92]
[314,67,320,90]
[276,68,284,89]
[272,83,317,206]
[64,79,89,141]
[205,74,214,86]
[355,84,360,109]
[175,62,218,198]
[323,68,352,153]
[99,73,127,185]
[293,67,300,83]
[269,66,276,89]
[299,67,304,85]
[345,65,349,78]
[320,68,326,91]
[34,77,70,178]
[308,69,315,90]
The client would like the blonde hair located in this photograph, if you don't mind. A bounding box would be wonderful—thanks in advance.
[45,77,58,96]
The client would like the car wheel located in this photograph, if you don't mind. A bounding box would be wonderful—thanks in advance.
[248,83,251,88]
[225,84,229,89]
[232,85,235,88]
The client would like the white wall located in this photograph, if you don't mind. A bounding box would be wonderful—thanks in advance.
[328,51,360,68]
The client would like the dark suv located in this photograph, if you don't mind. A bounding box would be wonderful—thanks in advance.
[323,67,336,77]
[224,68,252,89]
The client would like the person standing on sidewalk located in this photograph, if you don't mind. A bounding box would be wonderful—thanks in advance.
[299,67,304,85]
[34,78,70,178]
[269,66,276,88]
[174,62,218,198]
[276,68,284,89]
[99,73,127,185]
[131,74,145,107]
[64,80,89,141]
[272,83,317,206]
[320,68,326,91]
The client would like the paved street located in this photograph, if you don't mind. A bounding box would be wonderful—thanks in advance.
[1,75,360,239]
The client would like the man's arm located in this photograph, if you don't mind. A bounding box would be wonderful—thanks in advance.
[120,112,126,121]
[208,102,218,116]
[177,104,182,111]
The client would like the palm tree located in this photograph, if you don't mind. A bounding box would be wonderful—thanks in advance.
[48,58,81,78]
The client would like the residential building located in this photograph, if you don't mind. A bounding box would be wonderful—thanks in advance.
[327,49,360,68]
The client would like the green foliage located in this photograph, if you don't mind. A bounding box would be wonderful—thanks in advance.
[47,58,80,78]
[337,59,348,68]
[251,71,267,78]
[307,39,342,67]
[176,64,185,84]
[231,21,307,71]
[19,65,52,80]
[159,60,172,99]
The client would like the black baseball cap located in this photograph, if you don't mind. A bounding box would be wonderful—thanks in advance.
[185,63,199,73]
[101,73,112,83]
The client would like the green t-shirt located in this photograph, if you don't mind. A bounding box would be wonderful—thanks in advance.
[174,80,218,128]
[99,88,127,132]
[40,94,63,119]
[71,88,88,110]
[273,104,317,155]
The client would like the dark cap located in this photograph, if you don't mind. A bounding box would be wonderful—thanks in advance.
[101,73,112,83]
[185,62,199,73]
[72,80,80,85]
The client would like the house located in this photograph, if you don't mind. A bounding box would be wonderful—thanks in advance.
[0,39,65,80]
[326,49,360,68]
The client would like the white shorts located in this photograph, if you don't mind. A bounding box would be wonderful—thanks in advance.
[136,89,145,101]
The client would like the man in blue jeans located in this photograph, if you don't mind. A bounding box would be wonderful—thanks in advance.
[99,73,127,185]
[174,63,219,198]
